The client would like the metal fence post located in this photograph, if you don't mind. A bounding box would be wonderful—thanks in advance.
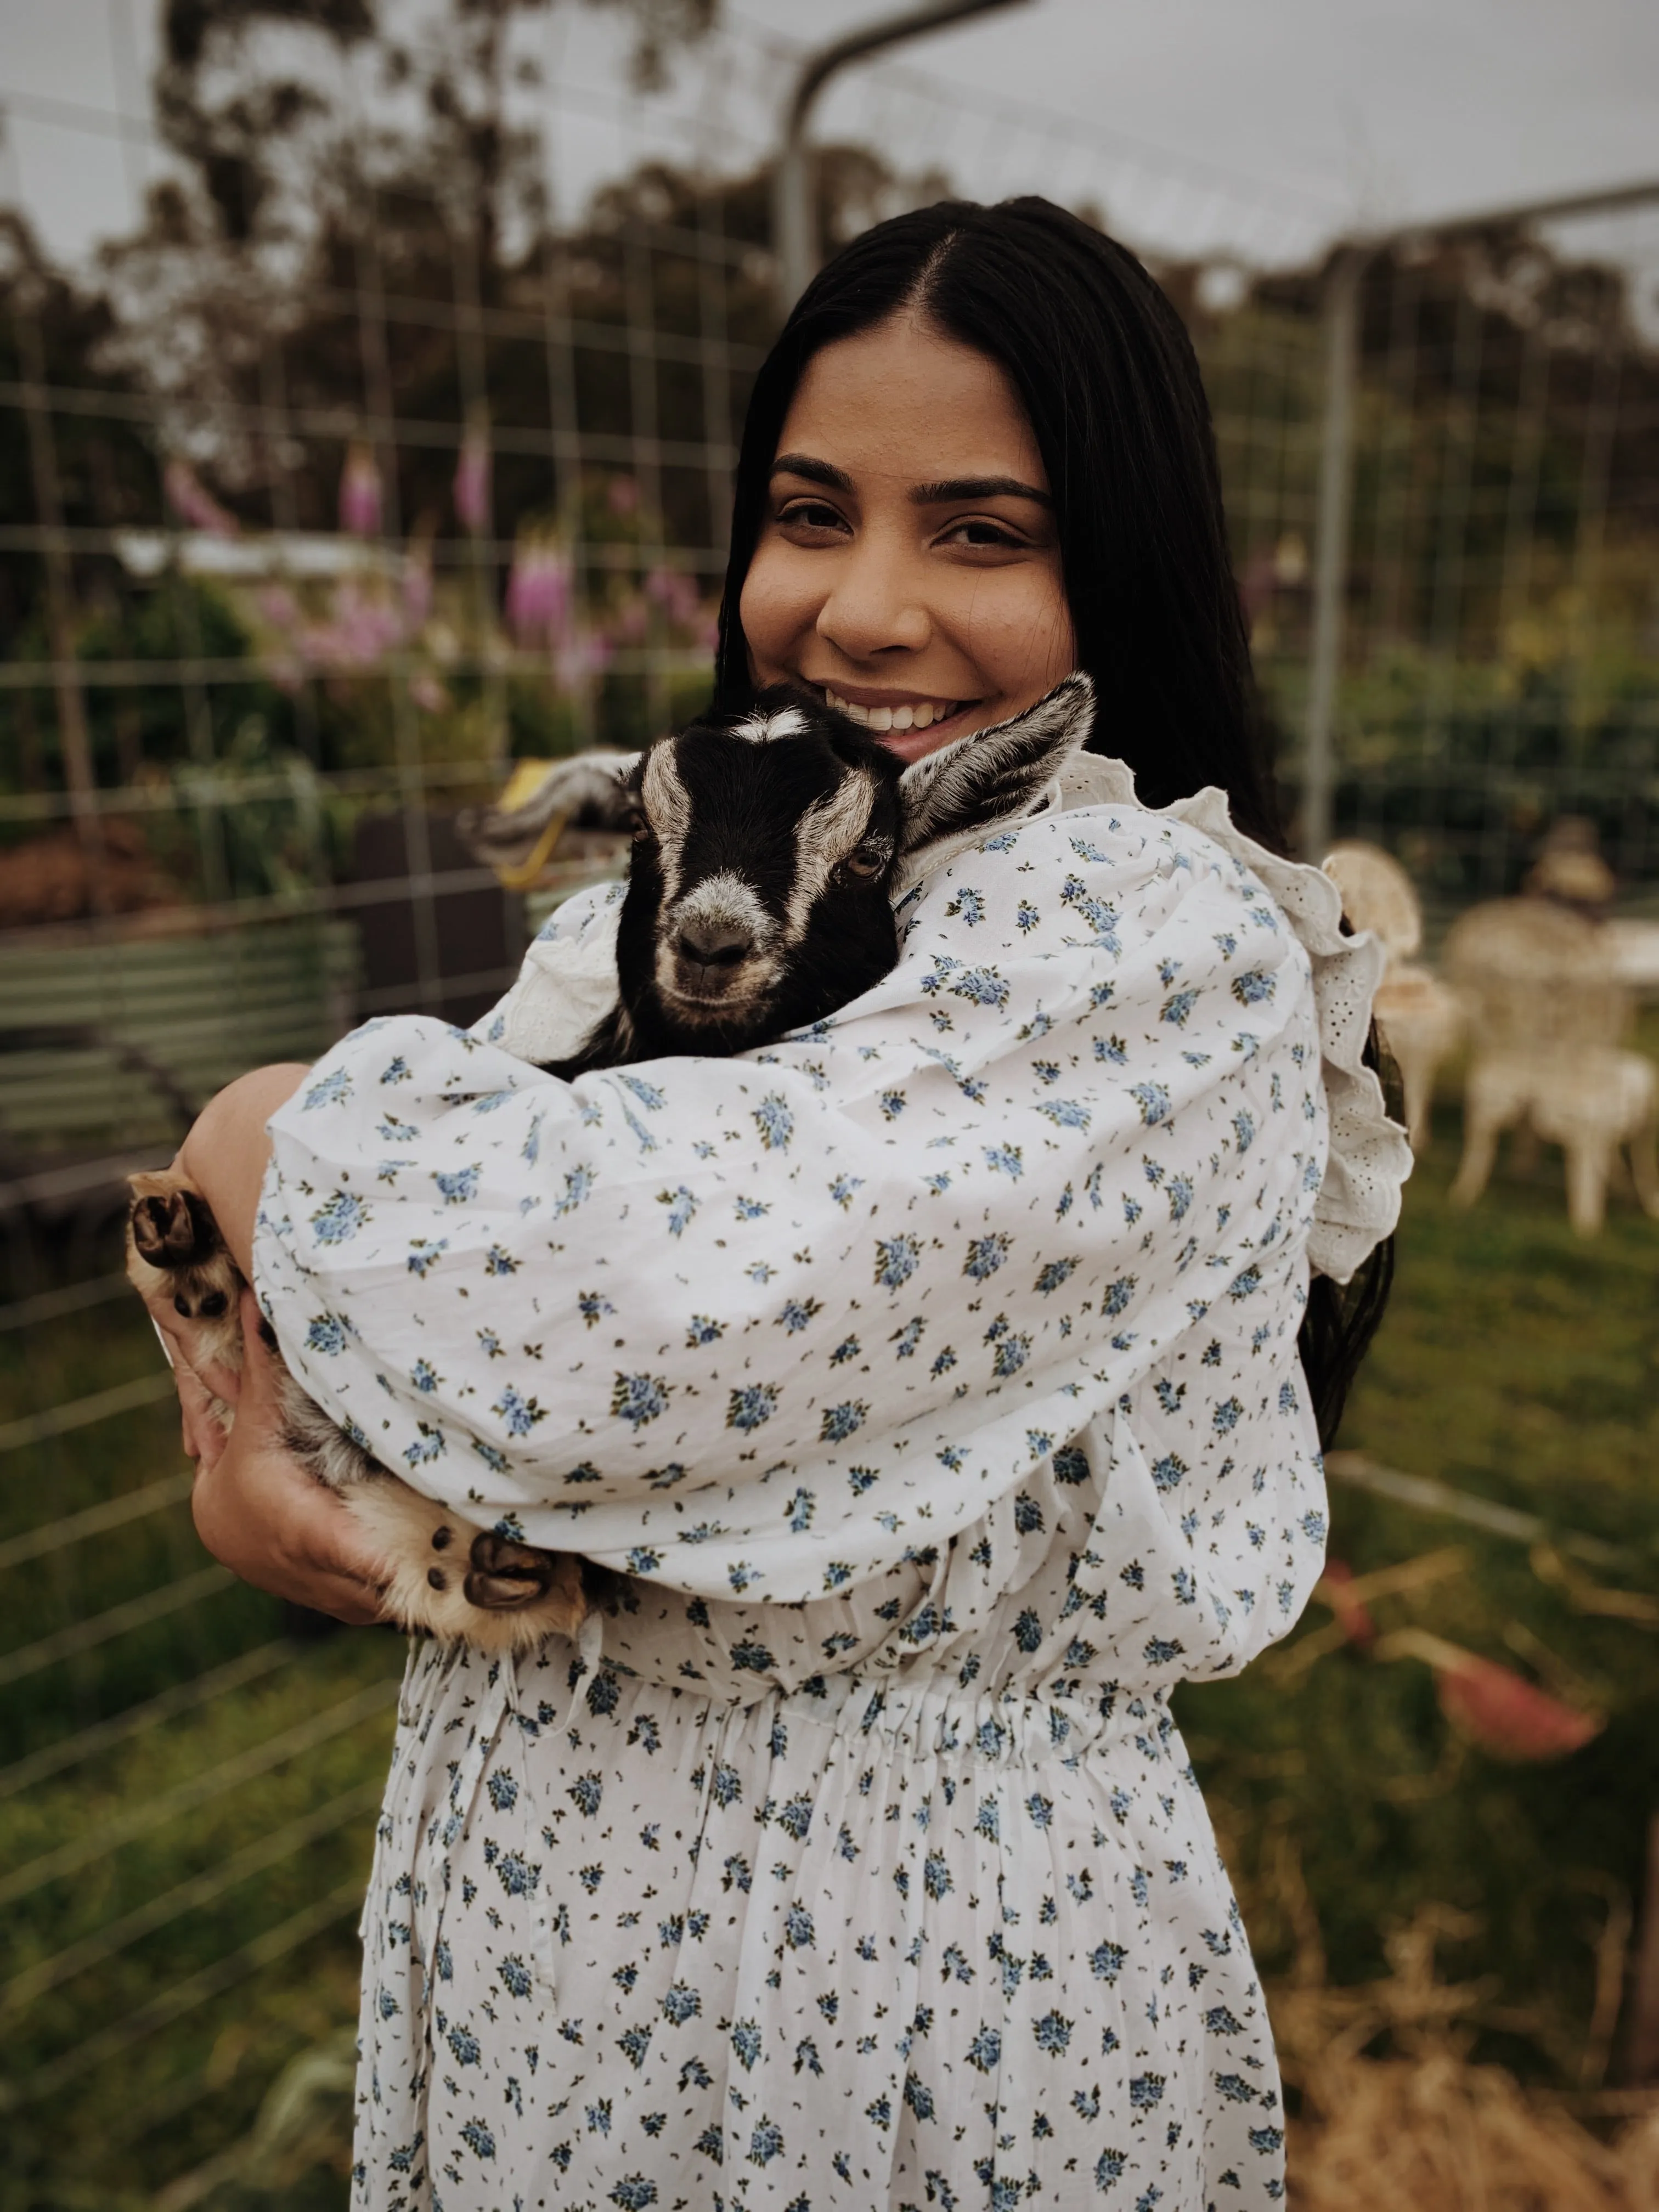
[1301,246,1364,862]
[771,0,1030,315]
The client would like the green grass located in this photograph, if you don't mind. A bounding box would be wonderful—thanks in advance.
[0,1252,402,2209]
[1178,1113,1659,2083]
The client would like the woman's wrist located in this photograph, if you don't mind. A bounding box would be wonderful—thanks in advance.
[192,1428,386,1624]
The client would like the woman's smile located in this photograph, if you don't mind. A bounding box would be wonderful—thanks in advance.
[740,311,1077,764]
[811,680,983,759]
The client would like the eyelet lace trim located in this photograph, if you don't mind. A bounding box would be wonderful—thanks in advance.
[1053,754,1411,1284]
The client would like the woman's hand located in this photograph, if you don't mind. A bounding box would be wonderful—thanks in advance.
[187,1289,388,1626]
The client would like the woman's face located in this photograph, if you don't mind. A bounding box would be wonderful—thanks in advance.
[740,313,1077,765]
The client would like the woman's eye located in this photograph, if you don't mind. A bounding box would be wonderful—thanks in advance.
[778,499,848,533]
[945,518,1023,550]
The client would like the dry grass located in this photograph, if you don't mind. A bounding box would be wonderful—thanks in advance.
[1262,1832,1659,2210]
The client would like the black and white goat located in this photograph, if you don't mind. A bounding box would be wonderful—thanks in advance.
[129,676,1094,1651]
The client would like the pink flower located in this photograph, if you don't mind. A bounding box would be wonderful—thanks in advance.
[256,584,300,630]
[300,579,404,671]
[506,533,573,646]
[454,418,491,534]
[409,672,448,713]
[164,458,238,537]
[402,552,433,628]
[644,565,701,627]
[556,629,614,688]
[339,443,382,537]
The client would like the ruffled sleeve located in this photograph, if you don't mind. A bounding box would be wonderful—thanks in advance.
[1054,754,1410,1283]
[252,793,1333,1602]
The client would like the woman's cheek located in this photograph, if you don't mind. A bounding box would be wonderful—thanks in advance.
[958,575,1075,694]
[739,552,809,673]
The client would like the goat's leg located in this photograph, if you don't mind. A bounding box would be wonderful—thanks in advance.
[130,1184,594,1651]
[1448,1094,1504,1210]
[1390,1038,1434,1152]
[1564,1137,1611,1237]
[1630,1111,1659,1222]
[343,1482,589,1650]
[126,1170,246,1412]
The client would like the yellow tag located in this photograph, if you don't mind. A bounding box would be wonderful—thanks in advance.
[489,759,566,890]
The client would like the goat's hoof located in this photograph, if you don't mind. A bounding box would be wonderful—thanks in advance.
[132,1189,220,1269]
[465,1530,558,1611]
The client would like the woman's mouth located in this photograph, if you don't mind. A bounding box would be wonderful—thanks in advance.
[811,683,983,754]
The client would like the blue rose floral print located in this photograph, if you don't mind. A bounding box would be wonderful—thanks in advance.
[255,789,1341,2209]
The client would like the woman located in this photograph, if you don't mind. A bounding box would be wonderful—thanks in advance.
[155,199,1408,2207]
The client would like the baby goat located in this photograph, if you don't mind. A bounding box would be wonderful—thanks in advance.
[130,676,1094,1651]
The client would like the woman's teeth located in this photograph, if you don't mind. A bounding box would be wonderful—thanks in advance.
[824,690,954,733]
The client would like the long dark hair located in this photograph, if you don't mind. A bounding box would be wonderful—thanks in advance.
[715,195,1391,1443]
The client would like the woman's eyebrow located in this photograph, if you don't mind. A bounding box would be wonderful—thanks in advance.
[770,453,854,492]
[912,475,1053,508]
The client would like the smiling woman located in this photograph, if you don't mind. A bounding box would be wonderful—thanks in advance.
[718,196,1285,848]
[739,315,1077,761]
[147,196,1409,2212]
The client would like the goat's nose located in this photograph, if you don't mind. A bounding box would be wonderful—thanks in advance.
[678,919,752,967]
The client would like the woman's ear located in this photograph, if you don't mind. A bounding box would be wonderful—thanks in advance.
[896,673,1095,860]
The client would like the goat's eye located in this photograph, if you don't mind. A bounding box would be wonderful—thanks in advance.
[844,843,888,879]
[626,810,652,844]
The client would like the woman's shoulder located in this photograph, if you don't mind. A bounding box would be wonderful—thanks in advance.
[900,769,1318,992]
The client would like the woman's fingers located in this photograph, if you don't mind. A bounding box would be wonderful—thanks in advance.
[187,1290,390,1627]
[176,1361,229,1475]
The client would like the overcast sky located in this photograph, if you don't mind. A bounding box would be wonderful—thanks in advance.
[2,0,1655,279]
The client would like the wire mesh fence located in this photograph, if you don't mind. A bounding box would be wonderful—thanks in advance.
[1,4,1656,2194]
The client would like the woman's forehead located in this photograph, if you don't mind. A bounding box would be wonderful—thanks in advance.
[776,315,1048,495]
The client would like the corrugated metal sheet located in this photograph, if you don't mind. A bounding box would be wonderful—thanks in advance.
[0,923,360,1151]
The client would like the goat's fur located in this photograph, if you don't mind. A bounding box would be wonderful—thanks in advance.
[135,677,1094,1650]
[126,1175,590,1652]
[539,677,1097,1073]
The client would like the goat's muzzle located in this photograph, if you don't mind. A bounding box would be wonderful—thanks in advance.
[654,872,778,1024]
[677,915,753,971]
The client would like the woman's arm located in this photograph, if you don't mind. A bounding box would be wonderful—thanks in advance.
[183,1289,387,1622]
[251,805,1330,1606]
[138,1064,386,1622]
[179,1062,312,1276]
[139,1062,309,1397]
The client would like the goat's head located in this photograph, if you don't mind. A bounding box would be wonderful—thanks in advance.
[604,673,1094,1059]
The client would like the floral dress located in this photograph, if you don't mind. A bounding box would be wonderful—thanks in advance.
[253,754,1407,2211]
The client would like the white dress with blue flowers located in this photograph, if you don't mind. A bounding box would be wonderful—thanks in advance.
[253,757,1407,2211]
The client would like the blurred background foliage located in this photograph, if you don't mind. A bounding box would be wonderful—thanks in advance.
[2,0,1656,901]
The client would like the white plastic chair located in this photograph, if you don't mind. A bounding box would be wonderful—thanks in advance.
[1322,842,1464,1150]
[1442,899,1659,1235]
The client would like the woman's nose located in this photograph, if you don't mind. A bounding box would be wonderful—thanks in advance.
[814,538,931,662]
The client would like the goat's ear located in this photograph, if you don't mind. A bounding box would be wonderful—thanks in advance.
[896,673,1095,860]
[456,749,641,869]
